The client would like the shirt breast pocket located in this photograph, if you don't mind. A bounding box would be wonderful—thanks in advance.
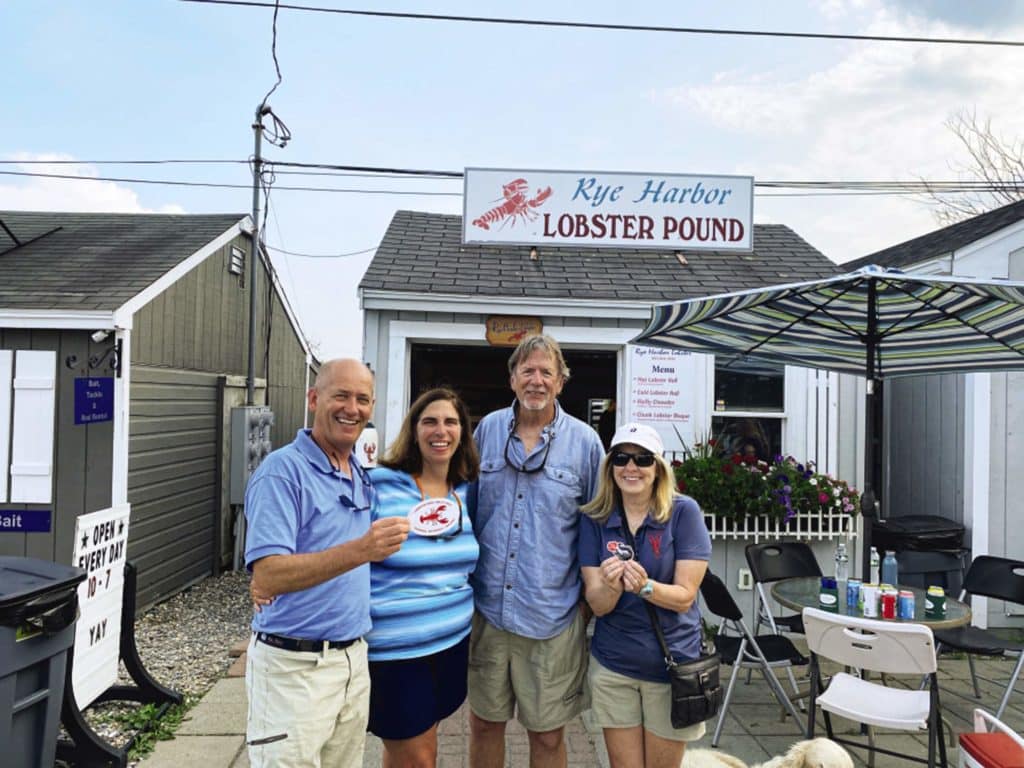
[540,466,583,518]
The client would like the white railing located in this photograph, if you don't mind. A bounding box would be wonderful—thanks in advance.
[702,507,858,544]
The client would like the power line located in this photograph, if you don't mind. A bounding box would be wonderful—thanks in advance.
[0,170,463,195]
[4,168,1022,198]
[178,0,1024,48]
[265,243,376,258]
[0,159,247,165]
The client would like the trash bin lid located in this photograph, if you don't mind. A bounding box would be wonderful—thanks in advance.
[0,556,86,611]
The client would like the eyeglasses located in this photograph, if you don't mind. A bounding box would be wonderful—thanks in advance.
[503,427,552,474]
[610,451,656,468]
[339,463,375,512]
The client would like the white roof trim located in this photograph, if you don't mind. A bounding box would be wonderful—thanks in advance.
[0,309,118,330]
[360,288,656,319]
[113,218,247,326]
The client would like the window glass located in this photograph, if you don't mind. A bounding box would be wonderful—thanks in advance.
[714,357,784,413]
[711,416,782,462]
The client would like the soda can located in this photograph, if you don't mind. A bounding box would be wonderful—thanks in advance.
[846,579,861,609]
[881,591,897,619]
[926,586,946,617]
[861,584,879,617]
[898,590,915,619]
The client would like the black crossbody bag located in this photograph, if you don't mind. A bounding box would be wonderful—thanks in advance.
[621,524,722,729]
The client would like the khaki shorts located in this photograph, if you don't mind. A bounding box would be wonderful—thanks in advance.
[588,655,706,743]
[468,610,588,732]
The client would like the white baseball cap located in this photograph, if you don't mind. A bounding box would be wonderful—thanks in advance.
[609,422,664,456]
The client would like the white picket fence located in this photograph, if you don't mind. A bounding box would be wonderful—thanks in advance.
[702,506,859,544]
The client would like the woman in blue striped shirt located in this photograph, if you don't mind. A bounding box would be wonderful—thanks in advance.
[367,387,480,767]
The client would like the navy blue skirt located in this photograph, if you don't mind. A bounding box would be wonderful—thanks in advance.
[367,634,469,740]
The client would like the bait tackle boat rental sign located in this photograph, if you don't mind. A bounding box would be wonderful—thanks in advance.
[463,167,753,251]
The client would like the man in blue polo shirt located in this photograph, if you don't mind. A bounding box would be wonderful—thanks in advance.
[244,358,409,768]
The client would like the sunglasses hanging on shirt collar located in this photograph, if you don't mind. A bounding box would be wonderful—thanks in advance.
[339,461,374,512]
[504,409,555,474]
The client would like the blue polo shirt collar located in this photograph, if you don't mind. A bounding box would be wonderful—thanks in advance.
[604,507,668,534]
[294,428,345,475]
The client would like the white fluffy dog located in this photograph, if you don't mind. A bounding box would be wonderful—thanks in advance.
[682,738,854,768]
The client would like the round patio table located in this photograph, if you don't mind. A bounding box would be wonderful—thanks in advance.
[771,577,971,630]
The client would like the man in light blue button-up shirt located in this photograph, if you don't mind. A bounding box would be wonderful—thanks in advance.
[467,335,604,768]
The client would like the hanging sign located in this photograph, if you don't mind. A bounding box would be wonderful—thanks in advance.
[0,509,51,532]
[464,167,753,251]
[74,377,113,424]
[485,316,543,347]
[71,504,130,708]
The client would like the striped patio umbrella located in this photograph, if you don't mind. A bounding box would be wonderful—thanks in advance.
[632,265,1024,577]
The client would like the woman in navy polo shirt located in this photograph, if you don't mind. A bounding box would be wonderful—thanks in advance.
[366,387,480,767]
[580,422,711,768]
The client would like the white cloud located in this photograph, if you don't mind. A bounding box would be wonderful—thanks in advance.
[653,7,1024,263]
[0,153,186,214]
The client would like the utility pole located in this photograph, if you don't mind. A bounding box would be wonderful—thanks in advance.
[247,105,270,406]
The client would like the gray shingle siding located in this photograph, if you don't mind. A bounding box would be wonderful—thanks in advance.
[360,210,840,301]
[0,211,246,311]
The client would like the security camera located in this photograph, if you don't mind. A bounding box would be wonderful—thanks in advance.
[91,330,111,343]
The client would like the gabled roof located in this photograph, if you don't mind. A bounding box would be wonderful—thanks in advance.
[360,210,840,302]
[844,198,1024,271]
[0,211,246,311]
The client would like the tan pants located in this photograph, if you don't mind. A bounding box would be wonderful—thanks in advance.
[246,636,370,768]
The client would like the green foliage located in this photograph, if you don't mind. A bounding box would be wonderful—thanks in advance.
[116,696,196,760]
[672,437,859,525]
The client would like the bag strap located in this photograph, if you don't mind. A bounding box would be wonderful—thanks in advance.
[621,520,675,669]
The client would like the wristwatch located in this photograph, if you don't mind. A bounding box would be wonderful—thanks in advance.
[639,579,655,599]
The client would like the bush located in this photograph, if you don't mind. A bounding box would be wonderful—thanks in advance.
[672,439,859,525]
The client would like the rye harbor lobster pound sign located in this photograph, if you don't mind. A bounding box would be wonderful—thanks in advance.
[463,167,753,251]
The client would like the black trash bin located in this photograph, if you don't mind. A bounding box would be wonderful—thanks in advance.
[872,514,968,595]
[0,556,86,768]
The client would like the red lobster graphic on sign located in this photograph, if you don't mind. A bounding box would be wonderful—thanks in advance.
[472,178,553,231]
[420,504,451,527]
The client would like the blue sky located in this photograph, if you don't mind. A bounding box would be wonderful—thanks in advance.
[5,1,1024,358]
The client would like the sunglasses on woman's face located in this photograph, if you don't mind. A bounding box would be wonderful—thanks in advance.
[610,451,657,468]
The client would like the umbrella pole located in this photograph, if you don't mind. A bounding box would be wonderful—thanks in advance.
[861,280,881,580]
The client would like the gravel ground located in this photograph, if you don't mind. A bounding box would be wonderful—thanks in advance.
[76,570,253,756]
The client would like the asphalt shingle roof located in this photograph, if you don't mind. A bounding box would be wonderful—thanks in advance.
[360,210,841,302]
[0,211,246,311]
[844,198,1024,271]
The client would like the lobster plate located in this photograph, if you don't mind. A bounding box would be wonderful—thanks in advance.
[408,498,458,537]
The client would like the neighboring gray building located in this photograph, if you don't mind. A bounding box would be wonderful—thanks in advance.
[0,211,313,607]
[845,199,1024,628]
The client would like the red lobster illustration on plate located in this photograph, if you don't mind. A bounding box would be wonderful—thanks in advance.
[472,178,553,230]
[420,504,451,526]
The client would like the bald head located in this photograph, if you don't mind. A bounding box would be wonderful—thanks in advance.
[315,358,375,395]
[308,358,376,459]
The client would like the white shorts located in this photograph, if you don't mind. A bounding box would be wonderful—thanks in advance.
[245,635,370,768]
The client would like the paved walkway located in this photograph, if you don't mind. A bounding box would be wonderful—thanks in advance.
[138,640,1024,767]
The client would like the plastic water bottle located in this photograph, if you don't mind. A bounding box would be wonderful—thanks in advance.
[834,541,849,583]
[881,550,899,586]
[869,547,881,584]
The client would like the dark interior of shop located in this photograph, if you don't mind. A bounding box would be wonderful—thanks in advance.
[409,343,616,431]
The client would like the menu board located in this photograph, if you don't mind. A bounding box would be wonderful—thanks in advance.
[627,345,699,451]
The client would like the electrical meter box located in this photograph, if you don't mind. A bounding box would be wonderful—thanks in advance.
[230,405,275,504]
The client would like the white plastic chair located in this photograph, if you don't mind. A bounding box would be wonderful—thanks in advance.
[803,607,947,768]
[959,708,1024,767]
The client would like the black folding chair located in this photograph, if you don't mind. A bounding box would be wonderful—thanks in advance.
[700,570,808,746]
[745,541,822,636]
[931,555,1024,721]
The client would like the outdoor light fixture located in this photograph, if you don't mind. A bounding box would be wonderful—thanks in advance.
[89,338,123,378]
[90,329,111,343]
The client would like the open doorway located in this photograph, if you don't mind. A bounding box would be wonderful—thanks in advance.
[409,343,617,430]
